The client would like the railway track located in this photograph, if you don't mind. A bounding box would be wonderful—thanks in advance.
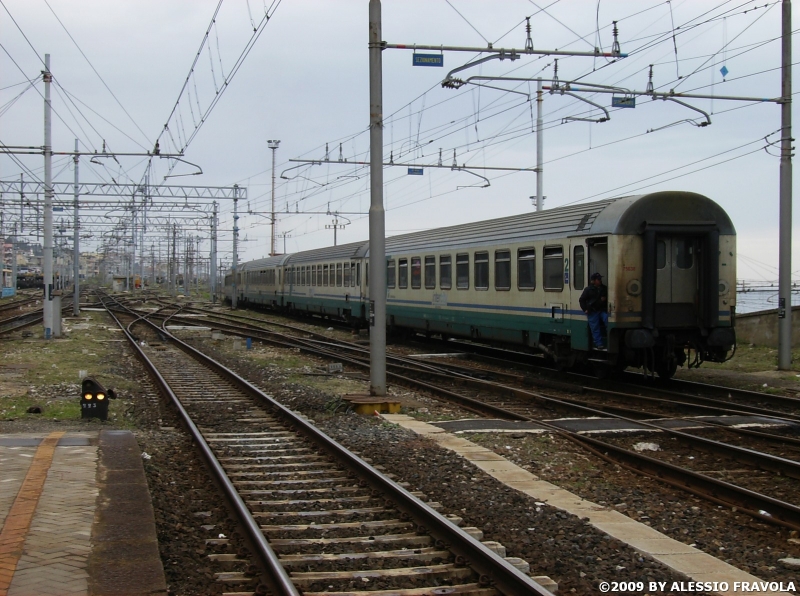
[0,295,37,314]
[101,294,552,596]
[123,298,800,535]
[0,300,76,336]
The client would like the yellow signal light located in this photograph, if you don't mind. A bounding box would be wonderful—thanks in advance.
[97,393,105,400]
[84,393,92,400]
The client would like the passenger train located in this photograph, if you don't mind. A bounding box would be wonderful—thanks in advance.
[223,191,737,378]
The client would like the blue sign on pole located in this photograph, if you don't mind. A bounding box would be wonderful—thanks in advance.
[413,53,443,67]
[408,168,424,176]
[611,96,635,108]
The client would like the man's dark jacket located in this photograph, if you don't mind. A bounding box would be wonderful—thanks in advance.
[579,283,607,313]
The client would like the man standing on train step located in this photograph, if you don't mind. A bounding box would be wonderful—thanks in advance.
[580,272,608,350]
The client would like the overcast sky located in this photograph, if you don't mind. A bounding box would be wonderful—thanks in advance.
[0,0,797,285]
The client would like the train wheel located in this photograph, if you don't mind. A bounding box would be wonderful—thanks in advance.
[591,362,610,380]
[655,357,678,380]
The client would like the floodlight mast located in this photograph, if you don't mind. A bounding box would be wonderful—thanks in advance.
[268,139,280,256]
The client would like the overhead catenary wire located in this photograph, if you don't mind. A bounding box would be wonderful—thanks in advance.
[42,0,152,147]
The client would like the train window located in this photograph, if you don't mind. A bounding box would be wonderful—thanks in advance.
[573,246,585,290]
[676,238,694,269]
[656,241,667,269]
[387,260,396,289]
[310,266,315,286]
[424,256,436,289]
[344,263,351,286]
[518,248,536,290]
[398,259,409,289]
[543,246,564,291]
[495,250,511,290]
[323,264,329,286]
[411,257,422,289]
[456,254,469,289]
[302,267,307,286]
[475,252,489,290]
[336,263,343,286]
[440,255,452,289]
[356,263,361,287]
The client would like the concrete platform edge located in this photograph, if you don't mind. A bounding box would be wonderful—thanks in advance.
[87,430,167,596]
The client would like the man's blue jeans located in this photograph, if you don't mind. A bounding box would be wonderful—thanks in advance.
[587,311,608,348]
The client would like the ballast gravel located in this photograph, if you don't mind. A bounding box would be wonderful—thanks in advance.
[188,337,705,595]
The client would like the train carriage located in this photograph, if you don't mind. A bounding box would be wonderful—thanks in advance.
[224,191,736,378]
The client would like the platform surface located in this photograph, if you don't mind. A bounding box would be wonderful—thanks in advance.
[0,430,166,596]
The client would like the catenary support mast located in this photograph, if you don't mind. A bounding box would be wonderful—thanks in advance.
[778,0,793,369]
[368,0,387,397]
[43,54,54,338]
[73,139,80,315]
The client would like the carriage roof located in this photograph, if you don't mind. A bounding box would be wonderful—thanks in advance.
[239,191,734,269]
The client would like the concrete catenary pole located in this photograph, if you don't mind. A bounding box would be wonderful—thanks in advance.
[210,201,218,302]
[43,54,54,339]
[535,78,544,212]
[368,0,387,396]
[73,139,80,315]
[171,224,177,296]
[183,233,189,296]
[11,223,17,294]
[232,185,239,310]
[268,140,280,256]
[778,0,793,369]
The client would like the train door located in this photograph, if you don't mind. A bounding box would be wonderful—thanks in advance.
[655,237,698,327]
[587,238,608,280]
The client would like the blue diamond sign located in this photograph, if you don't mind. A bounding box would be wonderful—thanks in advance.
[720,65,729,78]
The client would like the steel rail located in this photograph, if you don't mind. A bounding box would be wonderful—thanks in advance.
[101,297,301,596]
[104,295,552,595]
[149,307,800,464]
[125,298,800,531]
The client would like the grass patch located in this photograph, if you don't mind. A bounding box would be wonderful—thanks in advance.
[0,311,138,423]
[698,344,800,373]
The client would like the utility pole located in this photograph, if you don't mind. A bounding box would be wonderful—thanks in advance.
[183,233,189,297]
[43,54,54,338]
[268,139,280,256]
[326,214,346,246]
[141,178,147,287]
[276,232,291,255]
[11,223,17,294]
[368,0,387,397]
[130,203,136,291]
[535,78,544,212]
[778,0,793,369]
[232,184,239,310]
[73,139,80,315]
[210,201,217,302]
[171,224,177,297]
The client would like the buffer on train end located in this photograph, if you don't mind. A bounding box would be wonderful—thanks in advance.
[80,377,116,421]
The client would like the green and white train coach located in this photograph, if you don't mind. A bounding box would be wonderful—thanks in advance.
[224,191,736,378]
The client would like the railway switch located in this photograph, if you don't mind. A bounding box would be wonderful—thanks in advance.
[80,377,116,421]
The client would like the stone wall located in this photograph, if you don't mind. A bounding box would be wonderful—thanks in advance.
[734,305,800,347]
